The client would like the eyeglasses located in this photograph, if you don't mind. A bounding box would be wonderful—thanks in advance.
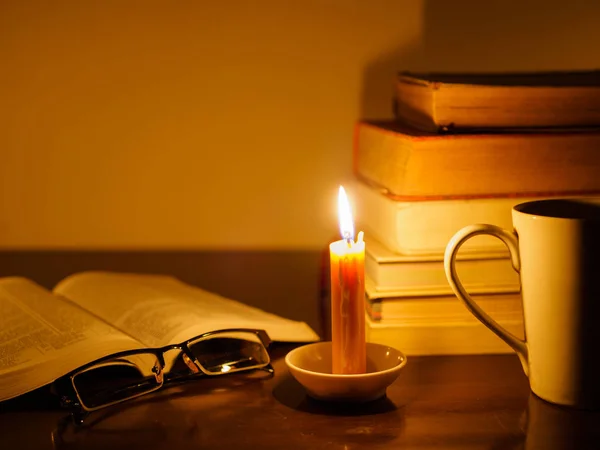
[54,328,272,424]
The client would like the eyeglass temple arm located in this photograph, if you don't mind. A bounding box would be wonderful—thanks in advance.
[58,394,89,426]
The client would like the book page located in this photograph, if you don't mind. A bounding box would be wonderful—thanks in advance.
[0,277,144,401]
[53,271,320,348]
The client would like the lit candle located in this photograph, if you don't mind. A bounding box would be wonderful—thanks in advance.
[330,186,366,374]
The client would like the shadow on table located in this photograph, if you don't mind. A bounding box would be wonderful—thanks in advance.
[0,386,60,413]
[272,372,399,416]
[521,393,600,450]
[50,371,276,450]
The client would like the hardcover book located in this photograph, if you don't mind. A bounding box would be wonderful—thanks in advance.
[365,312,523,356]
[365,285,523,323]
[353,179,574,256]
[364,236,519,295]
[354,121,600,199]
[394,70,600,132]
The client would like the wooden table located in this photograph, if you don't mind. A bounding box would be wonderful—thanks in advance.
[3,346,600,450]
[2,252,600,449]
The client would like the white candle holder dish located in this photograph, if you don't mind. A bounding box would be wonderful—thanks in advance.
[285,341,407,403]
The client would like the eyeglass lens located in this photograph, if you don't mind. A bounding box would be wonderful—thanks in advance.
[71,331,269,410]
[188,331,269,374]
[72,353,163,409]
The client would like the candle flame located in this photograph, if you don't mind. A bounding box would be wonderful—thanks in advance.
[338,186,354,241]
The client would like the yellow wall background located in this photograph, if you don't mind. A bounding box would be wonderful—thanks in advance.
[1,1,599,250]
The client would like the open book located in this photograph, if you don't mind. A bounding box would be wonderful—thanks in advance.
[0,271,319,402]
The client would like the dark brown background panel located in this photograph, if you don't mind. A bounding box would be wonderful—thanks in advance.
[0,251,328,338]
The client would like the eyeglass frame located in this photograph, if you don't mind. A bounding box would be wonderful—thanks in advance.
[53,328,273,424]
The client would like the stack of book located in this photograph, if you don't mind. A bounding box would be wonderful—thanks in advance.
[353,70,600,355]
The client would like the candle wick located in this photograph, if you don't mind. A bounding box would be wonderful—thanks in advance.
[342,231,353,247]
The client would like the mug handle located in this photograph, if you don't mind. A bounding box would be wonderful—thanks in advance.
[443,224,529,376]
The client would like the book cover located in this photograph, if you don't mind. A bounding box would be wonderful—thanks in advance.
[353,121,600,199]
[365,312,523,356]
[364,235,519,295]
[395,70,600,132]
[353,179,574,256]
[365,287,523,323]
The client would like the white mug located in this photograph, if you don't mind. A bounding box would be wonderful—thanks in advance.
[444,198,600,409]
